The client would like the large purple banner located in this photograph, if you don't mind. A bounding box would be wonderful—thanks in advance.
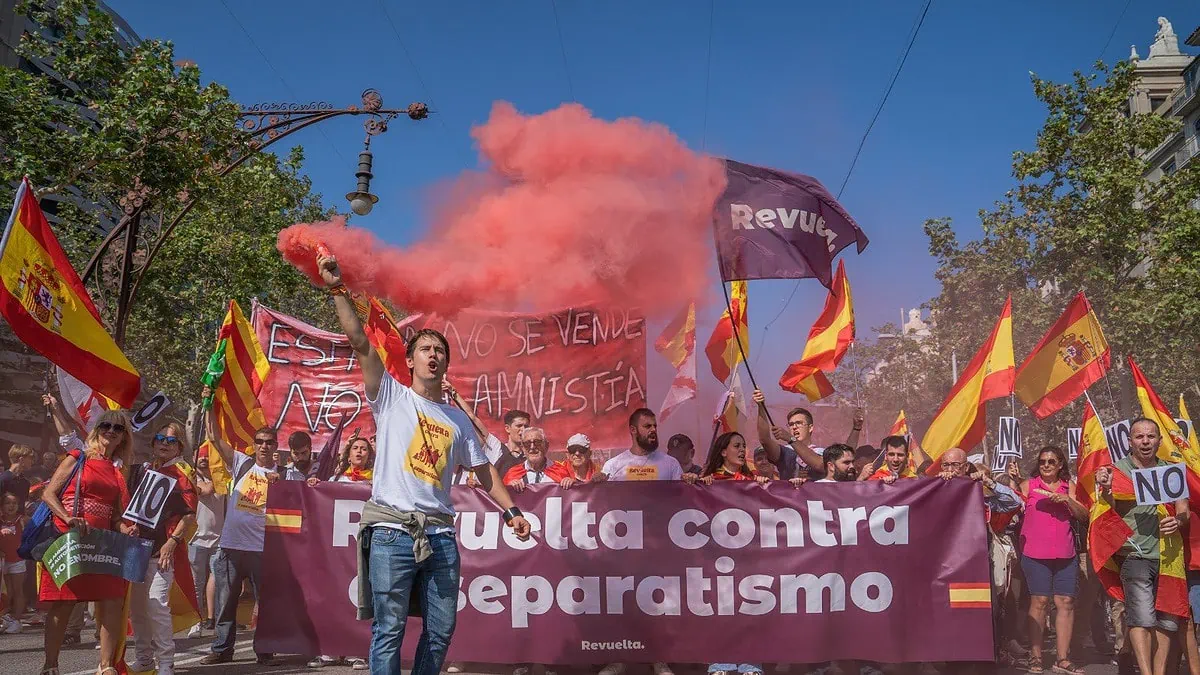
[713,159,869,287]
[256,480,994,664]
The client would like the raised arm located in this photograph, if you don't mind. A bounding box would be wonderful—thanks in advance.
[844,408,864,448]
[202,387,236,470]
[42,393,83,438]
[317,253,383,400]
[752,389,784,463]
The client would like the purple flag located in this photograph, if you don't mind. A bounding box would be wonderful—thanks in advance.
[714,159,868,287]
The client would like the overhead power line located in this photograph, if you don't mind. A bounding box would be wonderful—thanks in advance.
[377,0,449,131]
[550,0,576,101]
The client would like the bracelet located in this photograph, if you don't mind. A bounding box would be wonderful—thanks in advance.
[502,506,523,525]
[328,283,348,297]
[170,533,184,544]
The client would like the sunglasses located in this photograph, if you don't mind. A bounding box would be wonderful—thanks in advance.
[154,434,179,445]
[1038,459,1060,466]
[567,447,591,456]
[253,438,278,447]
[97,422,126,434]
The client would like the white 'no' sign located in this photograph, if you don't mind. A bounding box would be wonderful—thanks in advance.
[1132,463,1190,506]
[122,469,177,528]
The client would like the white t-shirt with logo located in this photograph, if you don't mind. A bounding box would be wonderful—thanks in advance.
[601,449,683,481]
[367,373,488,530]
[221,454,277,552]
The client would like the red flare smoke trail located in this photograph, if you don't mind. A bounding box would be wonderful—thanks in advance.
[278,102,727,318]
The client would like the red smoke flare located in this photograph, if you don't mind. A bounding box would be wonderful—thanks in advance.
[278,102,727,318]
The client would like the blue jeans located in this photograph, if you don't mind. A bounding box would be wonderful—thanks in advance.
[210,547,269,657]
[368,527,460,675]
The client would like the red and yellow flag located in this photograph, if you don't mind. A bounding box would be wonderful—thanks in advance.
[1014,292,1110,419]
[363,296,411,386]
[889,410,910,437]
[778,259,854,401]
[1181,394,1199,453]
[208,299,270,492]
[922,297,1015,474]
[655,302,698,421]
[0,177,140,407]
[1129,357,1200,569]
[1075,398,1111,511]
[705,281,748,384]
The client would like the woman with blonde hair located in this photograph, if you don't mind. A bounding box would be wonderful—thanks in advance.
[39,409,137,675]
[127,420,197,675]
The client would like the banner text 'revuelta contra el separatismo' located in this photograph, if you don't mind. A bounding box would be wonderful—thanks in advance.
[256,479,994,664]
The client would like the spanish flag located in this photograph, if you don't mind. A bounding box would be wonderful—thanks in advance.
[0,177,141,407]
[922,297,1014,474]
[1129,357,1200,569]
[778,259,854,401]
[655,302,698,421]
[1014,292,1110,419]
[889,410,909,437]
[363,295,411,386]
[1181,394,1199,453]
[1075,397,1111,511]
[208,300,270,492]
[705,281,748,385]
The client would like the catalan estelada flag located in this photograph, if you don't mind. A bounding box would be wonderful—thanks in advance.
[655,302,697,421]
[947,582,991,609]
[705,281,748,385]
[778,259,854,401]
[0,177,140,407]
[208,299,270,491]
[363,295,412,386]
[922,297,1015,474]
[1014,292,1110,419]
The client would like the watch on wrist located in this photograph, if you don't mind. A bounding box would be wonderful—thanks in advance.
[502,506,523,525]
[170,534,184,544]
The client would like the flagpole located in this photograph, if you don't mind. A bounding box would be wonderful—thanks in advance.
[721,279,776,425]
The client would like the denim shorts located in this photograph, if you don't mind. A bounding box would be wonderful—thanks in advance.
[1020,555,1078,597]
[1121,556,1181,631]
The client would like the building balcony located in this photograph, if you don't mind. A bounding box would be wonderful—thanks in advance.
[1171,85,1197,115]
[1180,136,1200,168]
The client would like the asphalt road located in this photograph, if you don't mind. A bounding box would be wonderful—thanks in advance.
[0,625,1122,675]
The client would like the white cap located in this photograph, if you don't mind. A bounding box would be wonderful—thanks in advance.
[567,433,591,450]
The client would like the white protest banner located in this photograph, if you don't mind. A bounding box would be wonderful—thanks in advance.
[1105,420,1131,461]
[1067,428,1082,461]
[1132,463,1190,506]
[997,417,1022,459]
[122,468,178,528]
[130,391,171,432]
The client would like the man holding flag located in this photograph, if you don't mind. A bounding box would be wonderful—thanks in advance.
[1095,418,1189,675]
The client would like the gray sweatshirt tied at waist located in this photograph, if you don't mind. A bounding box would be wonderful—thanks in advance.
[356,500,455,620]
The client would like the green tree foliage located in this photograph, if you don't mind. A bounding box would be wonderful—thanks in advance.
[0,0,335,412]
[855,60,1200,454]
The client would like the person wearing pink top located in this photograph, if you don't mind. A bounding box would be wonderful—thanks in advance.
[1018,446,1089,675]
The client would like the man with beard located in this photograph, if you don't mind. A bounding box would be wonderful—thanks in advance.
[598,408,681,675]
[816,444,857,482]
[600,409,683,482]
[284,431,313,480]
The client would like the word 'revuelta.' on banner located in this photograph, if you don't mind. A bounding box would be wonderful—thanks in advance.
[257,480,994,665]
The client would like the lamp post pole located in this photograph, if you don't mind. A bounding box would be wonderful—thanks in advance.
[79,89,427,346]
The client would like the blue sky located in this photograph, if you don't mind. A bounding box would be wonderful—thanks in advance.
[107,0,1200,430]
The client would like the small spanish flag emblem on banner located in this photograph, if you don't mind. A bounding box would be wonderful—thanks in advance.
[265,508,303,534]
[947,582,991,609]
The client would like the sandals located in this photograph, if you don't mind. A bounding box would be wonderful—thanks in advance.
[1022,660,1044,674]
[1051,661,1084,675]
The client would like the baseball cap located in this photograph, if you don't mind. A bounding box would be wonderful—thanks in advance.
[567,433,591,450]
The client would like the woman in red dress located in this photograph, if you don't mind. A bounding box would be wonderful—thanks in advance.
[39,410,136,675]
[683,432,770,484]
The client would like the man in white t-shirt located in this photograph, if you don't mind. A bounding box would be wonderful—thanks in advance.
[601,408,683,482]
[318,252,530,675]
[198,405,283,666]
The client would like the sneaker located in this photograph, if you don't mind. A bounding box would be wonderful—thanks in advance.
[187,623,203,639]
[515,667,531,675]
[308,658,328,668]
[350,659,369,670]
[201,618,214,630]
[199,653,233,665]
[599,665,627,675]
[22,611,45,626]
[1,614,21,634]
[257,654,283,666]
[653,664,675,675]
[447,664,464,674]
[129,661,155,673]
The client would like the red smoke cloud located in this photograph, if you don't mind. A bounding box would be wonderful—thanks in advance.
[278,101,726,318]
